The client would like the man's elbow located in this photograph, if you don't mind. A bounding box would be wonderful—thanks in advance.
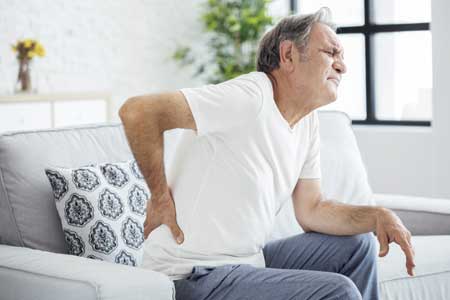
[294,197,322,233]
[297,217,313,233]
[119,97,142,124]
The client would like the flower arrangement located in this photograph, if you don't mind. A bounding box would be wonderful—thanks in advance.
[11,39,46,92]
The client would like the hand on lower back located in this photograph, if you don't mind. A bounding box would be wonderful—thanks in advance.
[144,188,184,244]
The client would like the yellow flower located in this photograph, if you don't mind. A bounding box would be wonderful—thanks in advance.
[12,38,45,59]
[24,39,33,49]
[35,43,46,57]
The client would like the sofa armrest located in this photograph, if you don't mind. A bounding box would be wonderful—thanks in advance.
[373,193,450,236]
[0,244,174,300]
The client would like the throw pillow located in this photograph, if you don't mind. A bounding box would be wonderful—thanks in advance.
[44,159,149,267]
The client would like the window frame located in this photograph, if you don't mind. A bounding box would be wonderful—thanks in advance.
[292,0,431,126]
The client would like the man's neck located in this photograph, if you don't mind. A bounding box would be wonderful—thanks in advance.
[267,71,317,128]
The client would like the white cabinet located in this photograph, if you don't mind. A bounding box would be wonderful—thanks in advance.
[0,92,112,133]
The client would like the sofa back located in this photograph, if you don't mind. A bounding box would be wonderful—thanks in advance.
[319,111,373,206]
[0,111,373,252]
[0,124,133,252]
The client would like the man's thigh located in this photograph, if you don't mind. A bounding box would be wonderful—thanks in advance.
[174,264,361,300]
[263,231,376,272]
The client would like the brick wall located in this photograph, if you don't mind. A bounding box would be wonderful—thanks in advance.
[0,0,206,120]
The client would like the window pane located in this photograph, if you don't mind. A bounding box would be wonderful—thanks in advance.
[319,34,366,120]
[297,0,364,26]
[372,0,431,24]
[374,31,432,121]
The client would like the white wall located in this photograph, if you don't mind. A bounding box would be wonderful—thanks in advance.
[1,0,449,198]
[0,0,205,118]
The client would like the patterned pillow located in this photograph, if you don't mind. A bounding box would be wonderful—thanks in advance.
[44,159,149,267]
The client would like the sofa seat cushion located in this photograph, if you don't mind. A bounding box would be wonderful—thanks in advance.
[0,244,174,300]
[378,235,450,300]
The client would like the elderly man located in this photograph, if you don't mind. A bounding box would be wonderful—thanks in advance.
[119,8,415,300]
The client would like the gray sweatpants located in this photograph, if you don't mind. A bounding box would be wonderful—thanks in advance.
[174,232,379,300]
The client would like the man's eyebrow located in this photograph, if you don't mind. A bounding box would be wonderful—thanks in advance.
[329,41,344,58]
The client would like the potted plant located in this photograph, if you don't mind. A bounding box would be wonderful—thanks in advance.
[173,0,273,84]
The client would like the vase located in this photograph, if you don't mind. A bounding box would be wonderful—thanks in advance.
[15,58,33,93]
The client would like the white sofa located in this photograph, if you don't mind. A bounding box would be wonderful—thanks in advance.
[0,111,449,299]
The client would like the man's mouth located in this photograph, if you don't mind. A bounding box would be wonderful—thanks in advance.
[328,78,340,87]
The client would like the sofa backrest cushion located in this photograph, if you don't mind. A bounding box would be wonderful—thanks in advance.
[270,111,374,240]
[0,124,133,253]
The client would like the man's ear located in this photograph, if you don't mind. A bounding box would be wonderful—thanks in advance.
[279,40,295,72]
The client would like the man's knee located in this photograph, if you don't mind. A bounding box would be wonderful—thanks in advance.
[347,233,378,260]
[332,274,362,300]
[285,272,361,300]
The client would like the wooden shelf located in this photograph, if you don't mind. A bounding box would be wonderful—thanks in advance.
[0,92,113,133]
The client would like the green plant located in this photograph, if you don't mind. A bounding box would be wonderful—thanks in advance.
[173,0,273,83]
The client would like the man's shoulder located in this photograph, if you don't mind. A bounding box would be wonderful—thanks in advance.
[232,71,270,86]
[228,71,272,99]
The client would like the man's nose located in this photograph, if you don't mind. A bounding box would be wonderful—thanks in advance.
[333,57,347,75]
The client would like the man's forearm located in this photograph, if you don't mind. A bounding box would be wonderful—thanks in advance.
[306,199,384,236]
[119,98,169,199]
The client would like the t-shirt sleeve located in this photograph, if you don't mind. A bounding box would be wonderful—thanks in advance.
[299,110,322,179]
[179,75,263,136]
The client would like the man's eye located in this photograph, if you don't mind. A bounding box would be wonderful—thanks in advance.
[324,50,334,56]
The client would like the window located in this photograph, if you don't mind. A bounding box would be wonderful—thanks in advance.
[293,0,432,126]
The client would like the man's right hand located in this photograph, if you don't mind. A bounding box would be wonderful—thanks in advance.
[144,188,184,244]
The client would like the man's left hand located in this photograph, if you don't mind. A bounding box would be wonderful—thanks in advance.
[376,207,416,276]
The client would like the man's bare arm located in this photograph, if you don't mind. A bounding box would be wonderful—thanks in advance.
[119,91,196,242]
[292,179,379,235]
[292,178,415,276]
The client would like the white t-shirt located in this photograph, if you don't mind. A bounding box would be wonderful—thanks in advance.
[141,71,321,280]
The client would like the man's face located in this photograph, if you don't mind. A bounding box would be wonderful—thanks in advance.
[291,22,346,107]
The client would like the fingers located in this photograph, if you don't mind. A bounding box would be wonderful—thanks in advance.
[144,221,156,239]
[144,216,160,239]
[377,232,389,257]
[144,220,185,244]
[407,233,415,255]
[169,222,185,244]
[144,224,150,239]
[167,188,184,244]
[397,237,416,276]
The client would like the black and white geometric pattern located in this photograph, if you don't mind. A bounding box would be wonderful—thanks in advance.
[128,184,148,216]
[64,229,85,256]
[87,254,103,260]
[100,164,129,188]
[121,217,144,249]
[45,159,150,267]
[130,160,145,180]
[72,168,100,191]
[115,250,137,266]
[98,188,124,220]
[64,193,94,227]
[89,220,118,254]
[45,170,68,201]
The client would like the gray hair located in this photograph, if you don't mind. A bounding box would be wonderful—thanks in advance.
[256,7,336,73]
